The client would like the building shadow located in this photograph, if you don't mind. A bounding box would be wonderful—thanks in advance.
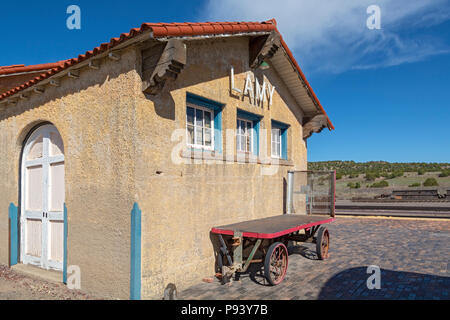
[318,266,450,300]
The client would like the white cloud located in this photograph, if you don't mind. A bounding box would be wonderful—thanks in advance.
[202,0,450,74]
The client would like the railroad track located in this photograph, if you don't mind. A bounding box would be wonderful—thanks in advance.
[336,201,450,218]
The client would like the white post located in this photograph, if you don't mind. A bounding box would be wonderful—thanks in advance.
[286,171,294,214]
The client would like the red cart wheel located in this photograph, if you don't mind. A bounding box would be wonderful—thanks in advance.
[264,242,288,286]
[316,227,330,260]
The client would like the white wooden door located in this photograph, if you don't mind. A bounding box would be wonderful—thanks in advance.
[21,124,65,271]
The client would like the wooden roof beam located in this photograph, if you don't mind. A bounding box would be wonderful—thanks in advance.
[249,31,281,69]
[142,39,187,95]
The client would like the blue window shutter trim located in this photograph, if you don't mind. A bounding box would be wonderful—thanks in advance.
[253,121,260,156]
[281,128,288,160]
[237,109,263,121]
[130,202,142,300]
[8,203,18,266]
[214,109,222,153]
[272,119,289,129]
[187,92,223,111]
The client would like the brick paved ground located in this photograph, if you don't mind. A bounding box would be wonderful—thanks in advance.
[180,217,450,300]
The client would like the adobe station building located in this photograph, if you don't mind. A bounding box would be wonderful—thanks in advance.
[0,19,333,299]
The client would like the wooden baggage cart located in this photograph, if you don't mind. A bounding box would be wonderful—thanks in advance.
[211,214,335,285]
[211,171,336,285]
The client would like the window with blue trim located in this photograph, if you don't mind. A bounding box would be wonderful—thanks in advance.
[236,109,262,156]
[271,120,289,160]
[186,93,223,153]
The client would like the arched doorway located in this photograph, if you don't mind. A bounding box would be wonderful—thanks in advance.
[20,124,65,271]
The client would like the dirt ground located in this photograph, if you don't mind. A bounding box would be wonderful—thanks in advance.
[0,265,99,300]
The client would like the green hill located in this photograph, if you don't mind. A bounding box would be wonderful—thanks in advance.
[308,161,450,177]
[307,161,450,199]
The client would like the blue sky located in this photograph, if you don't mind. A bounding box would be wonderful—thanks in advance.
[1,0,449,162]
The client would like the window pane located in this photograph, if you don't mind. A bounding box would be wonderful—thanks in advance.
[187,125,194,144]
[246,134,251,152]
[196,109,203,127]
[49,132,64,156]
[204,111,212,128]
[27,135,43,160]
[205,128,212,147]
[240,136,246,151]
[187,107,195,125]
[236,134,241,151]
[237,120,243,135]
[195,127,203,145]
[272,129,280,144]
[246,121,252,132]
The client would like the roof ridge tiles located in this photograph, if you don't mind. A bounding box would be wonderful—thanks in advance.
[0,19,333,130]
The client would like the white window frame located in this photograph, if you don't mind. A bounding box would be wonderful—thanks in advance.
[271,128,282,159]
[236,118,253,154]
[186,103,215,151]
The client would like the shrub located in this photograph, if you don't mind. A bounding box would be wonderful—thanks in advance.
[423,178,439,187]
[347,182,361,189]
[386,171,404,179]
[336,172,343,180]
[439,170,450,177]
[418,169,425,175]
[365,172,378,181]
[370,180,389,188]
[408,183,421,187]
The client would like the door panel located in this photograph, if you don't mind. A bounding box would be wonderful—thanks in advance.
[26,219,42,257]
[26,165,43,211]
[49,162,65,212]
[49,220,64,262]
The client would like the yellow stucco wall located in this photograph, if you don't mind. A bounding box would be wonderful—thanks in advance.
[133,37,308,298]
[0,36,308,299]
[0,47,141,299]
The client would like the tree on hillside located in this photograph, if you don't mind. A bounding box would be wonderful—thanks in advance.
[423,178,439,187]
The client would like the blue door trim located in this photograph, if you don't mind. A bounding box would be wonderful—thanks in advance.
[8,203,18,266]
[130,202,142,300]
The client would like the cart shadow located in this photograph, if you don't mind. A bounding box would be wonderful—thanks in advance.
[288,244,319,260]
[235,262,269,286]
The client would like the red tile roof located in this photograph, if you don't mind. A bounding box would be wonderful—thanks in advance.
[0,19,333,129]
[0,61,68,76]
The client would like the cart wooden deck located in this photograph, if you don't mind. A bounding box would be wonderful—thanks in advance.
[211,214,335,239]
